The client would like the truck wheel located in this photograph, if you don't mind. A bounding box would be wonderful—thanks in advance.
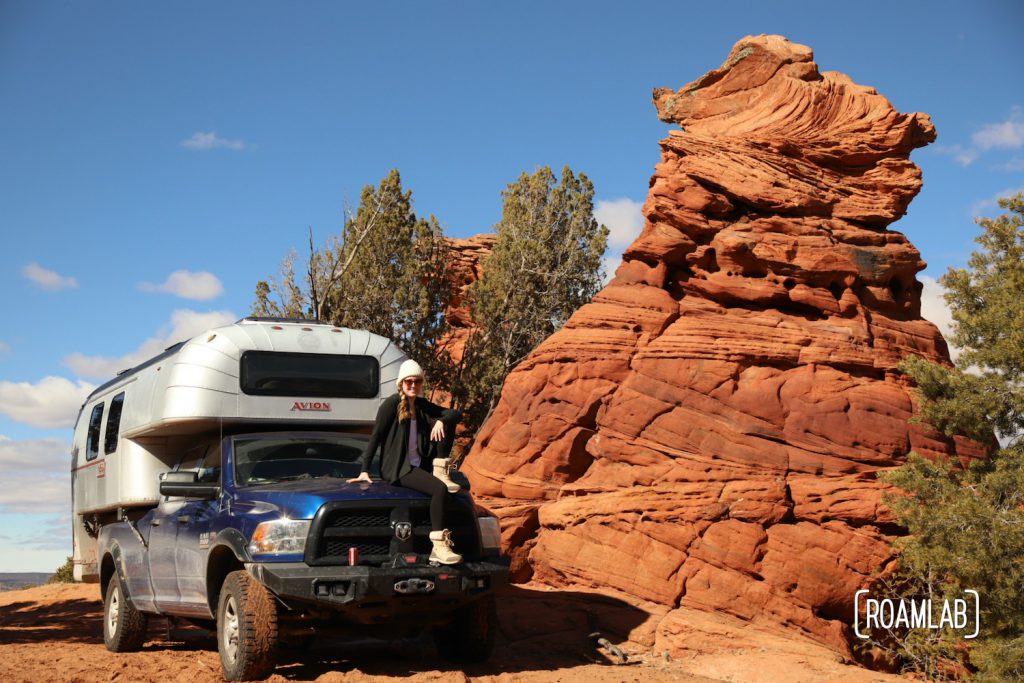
[432,594,497,663]
[217,570,279,681]
[103,575,148,652]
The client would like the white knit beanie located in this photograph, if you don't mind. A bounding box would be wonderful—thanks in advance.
[395,359,425,391]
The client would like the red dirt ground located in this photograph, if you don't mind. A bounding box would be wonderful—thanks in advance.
[0,583,900,683]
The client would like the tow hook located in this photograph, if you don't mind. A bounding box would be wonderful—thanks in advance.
[394,578,435,595]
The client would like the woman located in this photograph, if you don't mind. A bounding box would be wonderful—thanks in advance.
[347,359,463,565]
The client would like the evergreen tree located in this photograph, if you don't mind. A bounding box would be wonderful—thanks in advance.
[326,170,453,386]
[251,170,453,389]
[252,250,307,319]
[881,193,1024,681]
[453,166,608,433]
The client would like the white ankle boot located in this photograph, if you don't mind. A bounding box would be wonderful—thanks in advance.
[429,529,462,565]
[433,458,461,493]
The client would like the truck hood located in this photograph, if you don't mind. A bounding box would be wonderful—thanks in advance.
[231,479,437,520]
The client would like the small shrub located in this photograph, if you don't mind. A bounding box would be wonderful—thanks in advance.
[47,556,74,584]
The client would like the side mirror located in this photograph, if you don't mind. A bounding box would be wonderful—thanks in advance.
[159,470,219,499]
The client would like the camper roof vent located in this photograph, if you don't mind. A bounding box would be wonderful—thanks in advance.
[240,316,330,326]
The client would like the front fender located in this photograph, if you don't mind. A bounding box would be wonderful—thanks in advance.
[204,528,251,616]
[213,527,252,563]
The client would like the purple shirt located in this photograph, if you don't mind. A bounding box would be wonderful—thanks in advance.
[408,417,421,467]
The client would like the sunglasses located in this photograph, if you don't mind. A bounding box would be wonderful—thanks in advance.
[402,377,423,386]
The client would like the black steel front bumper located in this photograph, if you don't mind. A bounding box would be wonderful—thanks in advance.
[247,558,509,622]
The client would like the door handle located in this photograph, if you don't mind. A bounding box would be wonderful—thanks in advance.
[177,515,191,524]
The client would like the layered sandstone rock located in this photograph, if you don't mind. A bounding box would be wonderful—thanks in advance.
[462,35,986,656]
[442,233,495,364]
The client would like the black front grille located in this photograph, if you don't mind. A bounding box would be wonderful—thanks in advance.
[307,499,481,566]
[325,511,391,528]
[323,539,390,557]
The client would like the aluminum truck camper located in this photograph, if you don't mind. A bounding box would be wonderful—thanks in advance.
[71,317,507,680]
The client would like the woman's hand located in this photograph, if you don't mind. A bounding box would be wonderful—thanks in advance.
[347,471,372,484]
[430,420,445,442]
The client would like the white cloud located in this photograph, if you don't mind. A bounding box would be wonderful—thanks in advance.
[0,438,70,516]
[0,377,96,429]
[0,341,9,355]
[936,108,1024,168]
[64,308,237,380]
[0,438,71,556]
[994,157,1024,172]
[972,108,1024,151]
[970,186,1024,217]
[180,131,246,151]
[595,198,645,251]
[139,270,224,300]
[935,144,979,167]
[22,262,78,291]
[601,255,621,285]
[920,276,961,363]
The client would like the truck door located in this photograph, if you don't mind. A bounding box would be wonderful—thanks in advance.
[148,443,210,611]
[148,495,186,608]
[174,443,223,614]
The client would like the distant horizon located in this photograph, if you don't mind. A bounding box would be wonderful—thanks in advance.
[1,1,1022,571]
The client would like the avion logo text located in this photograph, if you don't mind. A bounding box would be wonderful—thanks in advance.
[291,401,332,412]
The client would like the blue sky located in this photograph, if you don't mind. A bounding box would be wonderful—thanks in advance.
[1,1,1021,571]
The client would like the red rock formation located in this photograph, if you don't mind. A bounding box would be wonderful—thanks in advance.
[462,35,987,656]
[441,234,495,364]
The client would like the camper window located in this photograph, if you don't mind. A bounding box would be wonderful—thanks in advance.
[103,392,125,455]
[86,403,104,461]
[239,351,379,398]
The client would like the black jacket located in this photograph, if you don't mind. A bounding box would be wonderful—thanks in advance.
[358,393,461,483]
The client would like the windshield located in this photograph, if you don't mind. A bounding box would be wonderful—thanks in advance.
[233,434,367,486]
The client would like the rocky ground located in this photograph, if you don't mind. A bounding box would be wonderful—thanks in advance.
[0,582,901,683]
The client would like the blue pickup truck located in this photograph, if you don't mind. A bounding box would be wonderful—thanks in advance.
[98,428,507,680]
[72,319,507,681]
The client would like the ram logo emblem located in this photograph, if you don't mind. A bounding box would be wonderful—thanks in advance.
[392,521,412,541]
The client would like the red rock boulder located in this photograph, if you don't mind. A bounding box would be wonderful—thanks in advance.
[462,34,987,656]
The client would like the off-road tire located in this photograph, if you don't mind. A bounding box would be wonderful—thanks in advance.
[432,594,497,663]
[217,570,279,681]
[103,574,149,652]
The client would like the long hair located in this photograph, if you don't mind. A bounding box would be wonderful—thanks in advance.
[397,395,415,423]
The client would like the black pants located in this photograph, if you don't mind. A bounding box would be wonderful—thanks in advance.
[397,467,448,531]
[396,424,456,531]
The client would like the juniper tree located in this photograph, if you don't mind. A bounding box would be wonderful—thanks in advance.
[252,170,454,389]
[453,165,608,433]
[326,171,453,386]
[882,193,1024,681]
[252,249,307,319]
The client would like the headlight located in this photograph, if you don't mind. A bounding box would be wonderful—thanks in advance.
[248,519,311,555]
[477,516,501,554]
